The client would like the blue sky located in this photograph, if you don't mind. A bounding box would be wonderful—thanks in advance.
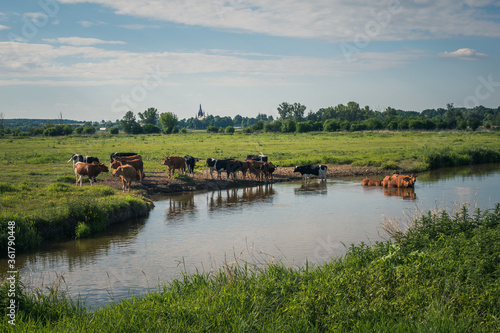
[1,0,499,121]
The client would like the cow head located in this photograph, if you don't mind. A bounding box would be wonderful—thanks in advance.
[98,163,109,173]
[293,166,300,173]
[162,157,169,165]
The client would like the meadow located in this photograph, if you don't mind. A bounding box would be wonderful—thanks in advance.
[1,130,499,252]
[1,204,499,331]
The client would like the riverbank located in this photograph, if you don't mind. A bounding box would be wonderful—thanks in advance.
[98,164,387,195]
[3,204,499,331]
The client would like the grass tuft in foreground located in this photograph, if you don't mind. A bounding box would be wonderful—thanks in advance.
[2,204,500,331]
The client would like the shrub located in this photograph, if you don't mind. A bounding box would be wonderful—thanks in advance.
[180,127,187,134]
[225,126,235,134]
[141,124,161,134]
[281,119,296,133]
[296,121,313,133]
[82,126,96,135]
[109,127,119,135]
[264,120,282,132]
[242,127,254,134]
[207,126,219,133]
[323,119,341,132]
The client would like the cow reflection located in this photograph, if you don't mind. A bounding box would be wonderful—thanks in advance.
[382,187,416,200]
[294,181,327,195]
[208,185,275,210]
[166,193,196,219]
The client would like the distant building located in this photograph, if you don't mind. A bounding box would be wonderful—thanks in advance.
[197,104,206,120]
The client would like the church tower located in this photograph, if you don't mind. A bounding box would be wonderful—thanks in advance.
[197,104,206,119]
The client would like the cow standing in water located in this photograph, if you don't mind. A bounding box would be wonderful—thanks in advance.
[293,164,327,183]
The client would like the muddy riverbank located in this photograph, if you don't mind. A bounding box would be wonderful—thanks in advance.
[100,165,389,196]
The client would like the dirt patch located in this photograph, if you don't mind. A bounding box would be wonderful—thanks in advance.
[99,165,388,196]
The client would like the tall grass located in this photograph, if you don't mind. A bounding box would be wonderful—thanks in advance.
[3,204,500,331]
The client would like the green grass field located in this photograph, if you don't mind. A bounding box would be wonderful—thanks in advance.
[0,131,499,252]
[2,204,500,331]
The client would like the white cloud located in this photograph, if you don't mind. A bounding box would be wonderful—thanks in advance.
[43,37,126,46]
[438,48,488,60]
[0,25,9,30]
[56,0,500,41]
[118,24,161,30]
[0,41,420,87]
[78,20,107,28]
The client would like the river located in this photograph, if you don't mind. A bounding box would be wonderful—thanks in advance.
[2,164,500,306]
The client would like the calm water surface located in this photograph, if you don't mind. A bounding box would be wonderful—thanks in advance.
[2,164,499,306]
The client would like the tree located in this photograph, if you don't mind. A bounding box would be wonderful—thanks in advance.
[159,112,179,134]
[225,126,235,134]
[281,119,296,133]
[121,111,141,134]
[277,102,306,122]
[138,107,159,125]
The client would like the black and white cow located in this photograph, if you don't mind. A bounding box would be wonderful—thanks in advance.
[206,158,242,181]
[110,152,137,163]
[184,155,199,176]
[293,164,327,182]
[68,154,100,167]
[246,154,268,162]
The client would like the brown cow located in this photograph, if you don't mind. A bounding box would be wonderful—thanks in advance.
[244,160,265,180]
[362,178,382,186]
[260,162,277,182]
[111,158,144,180]
[382,174,416,188]
[162,156,186,176]
[74,161,109,186]
[112,164,137,192]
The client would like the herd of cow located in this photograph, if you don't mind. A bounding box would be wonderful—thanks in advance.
[69,152,416,192]
[69,152,330,192]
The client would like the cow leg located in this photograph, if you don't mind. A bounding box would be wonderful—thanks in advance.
[209,168,215,180]
[122,178,126,192]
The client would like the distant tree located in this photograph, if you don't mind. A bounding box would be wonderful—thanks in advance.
[252,120,264,131]
[207,125,219,133]
[323,119,341,132]
[233,114,243,127]
[469,118,481,131]
[142,124,161,134]
[138,107,159,125]
[82,126,96,134]
[296,121,313,133]
[281,119,296,133]
[225,126,235,134]
[121,111,140,134]
[277,102,293,120]
[159,112,179,134]
[109,127,119,135]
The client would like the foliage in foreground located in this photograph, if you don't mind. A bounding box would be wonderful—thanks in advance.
[2,204,500,331]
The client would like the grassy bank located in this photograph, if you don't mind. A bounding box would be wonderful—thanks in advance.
[0,183,153,253]
[2,204,499,331]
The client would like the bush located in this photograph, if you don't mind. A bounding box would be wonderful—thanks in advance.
[180,127,187,134]
[207,126,219,133]
[296,121,313,133]
[323,119,341,132]
[141,124,161,134]
[75,127,84,134]
[82,126,96,135]
[281,119,296,133]
[225,126,235,134]
[252,120,264,131]
[242,127,253,134]
[109,127,119,135]
[264,120,282,132]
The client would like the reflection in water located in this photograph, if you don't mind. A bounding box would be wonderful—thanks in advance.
[420,164,500,182]
[294,181,327,195]
[382,187,416,200]
[361,185,416,200]
[208,185,275,211]
[165,193,196,220]
[0,216,147,281]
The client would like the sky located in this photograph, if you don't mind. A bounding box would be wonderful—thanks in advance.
[1,0,500,122]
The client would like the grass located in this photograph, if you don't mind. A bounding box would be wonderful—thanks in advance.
[0,131,499,252]
[2,204,499,331]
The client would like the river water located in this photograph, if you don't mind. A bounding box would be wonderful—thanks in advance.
[2,164,500,306]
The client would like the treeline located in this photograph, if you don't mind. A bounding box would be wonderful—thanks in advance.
[180,102,500,133]
[1,102,500,137]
